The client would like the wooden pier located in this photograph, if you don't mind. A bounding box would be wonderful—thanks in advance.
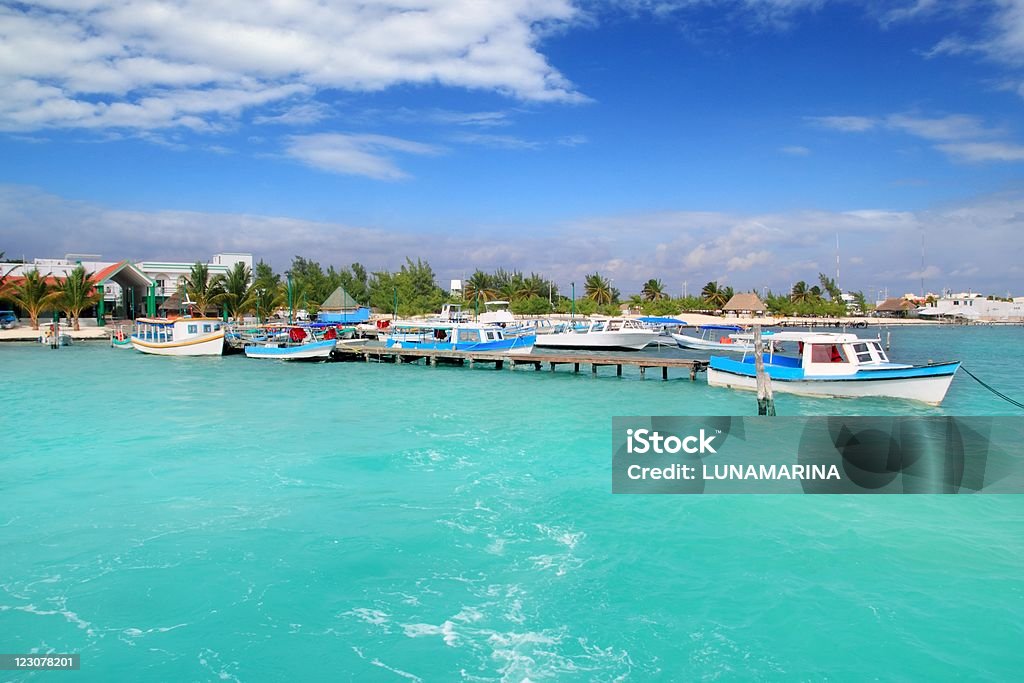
[333,346,708,380]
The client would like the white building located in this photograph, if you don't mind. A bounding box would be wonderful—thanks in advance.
[917,292,1024,322]
[139,253,253,298]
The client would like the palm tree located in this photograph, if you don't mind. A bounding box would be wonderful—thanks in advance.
[517,273,547,300]
[5,269,60,329]
[221,262,254,321]
[182,262,227,316]
[701,281,729,309]
[463,271,498,302]
[790,281,811,304]
[57,265,100,330]
[642,278,666,301]
[584,272,613,305]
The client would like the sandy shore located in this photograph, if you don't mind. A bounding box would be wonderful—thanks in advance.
[0,325,111,342]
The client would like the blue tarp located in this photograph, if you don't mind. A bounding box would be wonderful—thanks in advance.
[317,307,370,324]
[637,316,687,325]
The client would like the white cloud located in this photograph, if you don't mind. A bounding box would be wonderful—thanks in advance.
[811,110,1024,164]
[2,186,1023,295]
[0,1,586,132]
[807,115,878,132]
[936,141,1024,162]
[285,133,443,180]
[780,145,810,156]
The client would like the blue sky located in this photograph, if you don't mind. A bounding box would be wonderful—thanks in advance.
[2,0,1024,297]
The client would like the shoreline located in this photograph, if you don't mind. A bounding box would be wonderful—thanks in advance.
[1,313,1017,343]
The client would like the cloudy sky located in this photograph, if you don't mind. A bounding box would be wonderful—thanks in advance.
[2,0,1024,296]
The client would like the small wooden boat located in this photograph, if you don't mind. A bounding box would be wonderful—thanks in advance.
[110,325,133,349]
[707,331,959,404]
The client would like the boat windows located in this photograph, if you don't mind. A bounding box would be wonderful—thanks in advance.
[202,324,212,333]
[810,344,848,363]
[188,324,198,334]
[457,329,478,343]
[852,342,873,363]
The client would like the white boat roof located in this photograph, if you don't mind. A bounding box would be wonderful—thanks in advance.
[485,300,510,306]
[766,331,879,344]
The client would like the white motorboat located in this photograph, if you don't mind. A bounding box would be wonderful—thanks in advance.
[533,318,659,351]
[707,331,959,404]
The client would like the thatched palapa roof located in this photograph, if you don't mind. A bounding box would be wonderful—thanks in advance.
[723,292,766,313]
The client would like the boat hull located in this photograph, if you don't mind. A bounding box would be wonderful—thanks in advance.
[707,360,959,405]
[244,340,336,360]
[387,334,535,354]
[131,331,225,356]
[534,331,656,351]
[672,333,753,352]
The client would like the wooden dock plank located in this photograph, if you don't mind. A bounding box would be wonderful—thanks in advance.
[332,346,708,379]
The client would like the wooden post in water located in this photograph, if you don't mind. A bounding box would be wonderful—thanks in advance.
[754,324,776,416]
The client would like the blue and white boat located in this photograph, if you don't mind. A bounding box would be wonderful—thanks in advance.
[672,324,766,352]
[244,326,336,361]
[706,331,959,404]
[385,322,535,354]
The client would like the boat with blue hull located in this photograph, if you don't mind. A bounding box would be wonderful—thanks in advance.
[244,326,337,361]
[673,324,770,352]
[706,331,959,404]
[385,322,535,354]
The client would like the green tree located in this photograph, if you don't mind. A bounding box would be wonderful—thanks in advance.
[818,273,842,301]
[584,272,613,305]
[251,262,284,322]
[222,262,254,321]
[5,269,60,329]
[463,270,498,303]
[642,278,666,301]
[182,262,227,316]
[57,265,100,330]
[701,281,729,309]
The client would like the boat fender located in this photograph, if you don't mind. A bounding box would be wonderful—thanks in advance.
[719,336,732,344]
[376,319,390,330]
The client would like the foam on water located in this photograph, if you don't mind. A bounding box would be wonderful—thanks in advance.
[2,327,1023,679]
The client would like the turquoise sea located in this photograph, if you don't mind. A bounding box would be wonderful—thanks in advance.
[2,325,1023,681]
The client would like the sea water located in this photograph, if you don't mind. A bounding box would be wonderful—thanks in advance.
[1,325,1022,680]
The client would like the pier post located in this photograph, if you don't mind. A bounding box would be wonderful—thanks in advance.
[573,363,579,373]
[690,364,697,381]
[662,367,668,381]
[496,360,504,370]
[640,367,646,379]
[430,356,437,366]
[534,362,541,371]
[754,325,776,416]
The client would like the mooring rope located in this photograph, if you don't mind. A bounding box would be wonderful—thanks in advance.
[960,366,1024,410]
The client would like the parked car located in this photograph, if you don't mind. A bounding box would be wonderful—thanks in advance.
[0,310,18,329]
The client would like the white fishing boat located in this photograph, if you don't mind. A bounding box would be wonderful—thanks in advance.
[478,300,515,325]
[707,331,959,404]
[533,317,659,351]
[131,317,225,356]
[672,324,766,352]
[39,322,72,346]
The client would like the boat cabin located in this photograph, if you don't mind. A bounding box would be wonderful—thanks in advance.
[134,317,224,343]
[752,332,907,376]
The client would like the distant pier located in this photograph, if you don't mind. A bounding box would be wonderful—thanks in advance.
[333,345,708,380]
